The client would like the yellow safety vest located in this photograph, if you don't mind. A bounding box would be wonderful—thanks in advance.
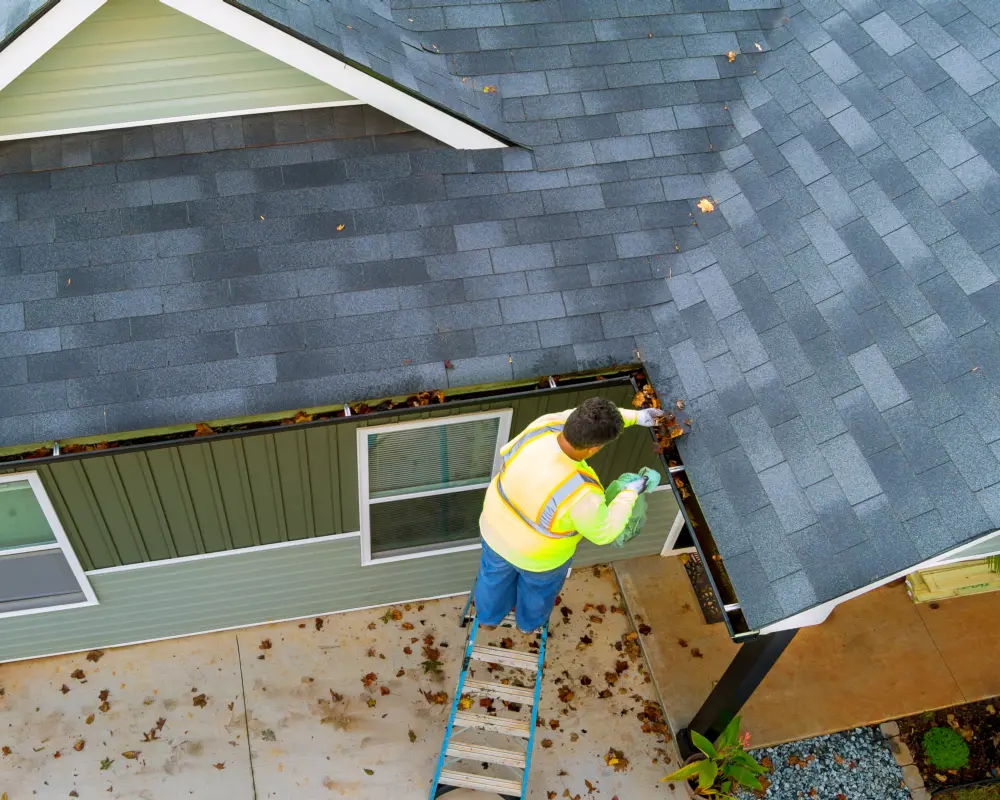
[479,414,604,571]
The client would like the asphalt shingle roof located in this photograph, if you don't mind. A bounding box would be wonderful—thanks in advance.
[3,0,1000,630]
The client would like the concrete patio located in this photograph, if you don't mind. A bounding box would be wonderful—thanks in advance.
[617,554,1000,749]
[0,565,684,800]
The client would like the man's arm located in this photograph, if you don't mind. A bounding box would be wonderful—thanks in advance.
[565,486,640,546]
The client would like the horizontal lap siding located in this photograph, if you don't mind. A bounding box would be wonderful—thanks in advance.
[0,529,664,663]
[0,0,354,139]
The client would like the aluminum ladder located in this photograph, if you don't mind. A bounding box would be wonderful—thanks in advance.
[428,598,547,800]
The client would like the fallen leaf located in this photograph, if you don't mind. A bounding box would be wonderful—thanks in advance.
[362,673,378,688]
[422,660,443,675]
[559,686,575,703]
[315,617,324,631]
[615,660,629,673]
[194,423,215,437]
[541,739,553,748]
[403,646,413,655]
[580,676,592,686]
[259,639,272,650]
[99,701,111,713]
[367,622,377,630]
[605,748,629,772]
[336,224,345,231]
[396,668,405,678]
[262,729,276,741]
[74,740,85,752]
[86,714,95,725]
[401,622,414,630]
[122,750,140,759]
[71,669,86,680]
[727,50,737,62]
[54,750,63,758]
[444,360,455,369]
[100,757,114,770]
[422,690,448,705]
[483,85,497,93]
[605,672,618,685]
[550,719,560,730]
[638,624,652,636]
[156,717,166,731]
[548,793,557,799]
[379,686,391,696]
[696,197,715,213]
[192,694,208,708]
[98,689,110,702]
[459,696,473,710]
[755,41,763,51]
[364,768,375,775]
[691,648,704,659]
[598,689,613,699]
[60,684,70,694]
[408,729,417,744]
[1,747,10,756]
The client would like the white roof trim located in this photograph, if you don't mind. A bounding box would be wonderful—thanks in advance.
[0,0,106,94]
[158,0,507,150]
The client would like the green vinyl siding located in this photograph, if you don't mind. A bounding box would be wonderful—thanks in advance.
[0,517,672,664]
[1,384,662,570]
[0,0,356,140]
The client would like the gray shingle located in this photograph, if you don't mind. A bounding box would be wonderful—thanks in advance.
[813,40,863,83]
[861,12,915,55]
[937,45,998,94]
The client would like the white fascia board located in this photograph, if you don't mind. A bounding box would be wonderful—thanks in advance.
[0,0,106,93]
[759,527,1000,634]
[158,0,506,150]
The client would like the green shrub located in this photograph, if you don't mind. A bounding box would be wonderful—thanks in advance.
[922,726,970,770]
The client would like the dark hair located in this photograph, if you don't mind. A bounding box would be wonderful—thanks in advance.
[563,397,624,449]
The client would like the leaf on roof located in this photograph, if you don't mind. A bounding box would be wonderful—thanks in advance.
[696,197,715,213]
[336,224,345,231]
[194,423,215,437]
[483,85,497,93]
[727,51,737,62]
[755,42,763,51]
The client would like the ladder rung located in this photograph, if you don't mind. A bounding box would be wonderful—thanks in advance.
[438,769,523,797]
[446,741,527,769]
[463,678,535,705]
[453,711,532,738]
[471,645,539,671]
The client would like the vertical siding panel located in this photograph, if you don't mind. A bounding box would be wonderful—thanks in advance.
[178,443,234,552]
[240,435,287,544]
[42,461,121,567]
[79,457,148,564]
[274,429,313,541]
[151,448,207,557]
[210,438,261,549]
[304,426,338,537]
[338,421,360,533]
[34,466,95,571]
[113,451,177,561]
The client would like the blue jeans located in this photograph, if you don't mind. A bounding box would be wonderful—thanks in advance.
[474,539,571,633]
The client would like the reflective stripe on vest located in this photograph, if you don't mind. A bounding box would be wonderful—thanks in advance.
[495,423,599,540]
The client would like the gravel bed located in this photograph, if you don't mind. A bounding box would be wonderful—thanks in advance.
[739,726,911,800]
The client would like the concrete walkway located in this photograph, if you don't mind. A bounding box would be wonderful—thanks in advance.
[616,555,1000,748]
[0,565,685,800]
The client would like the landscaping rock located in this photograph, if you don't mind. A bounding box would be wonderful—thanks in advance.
[740,727,910,800]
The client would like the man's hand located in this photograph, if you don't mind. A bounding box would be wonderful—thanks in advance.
[635,408,666,427]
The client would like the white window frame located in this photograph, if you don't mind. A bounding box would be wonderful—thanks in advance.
[357,409,513,566]
[0,471,98,619]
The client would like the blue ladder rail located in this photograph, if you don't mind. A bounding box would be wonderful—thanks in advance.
[429,610,548,800]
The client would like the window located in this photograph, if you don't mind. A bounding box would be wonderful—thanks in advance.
[0,472,97,617]
[358,410,512,564]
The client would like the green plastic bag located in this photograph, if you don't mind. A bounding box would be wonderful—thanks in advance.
[605,466,662,548]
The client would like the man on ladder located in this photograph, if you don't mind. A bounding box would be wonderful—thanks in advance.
[429,397,663,799]
[476,396,665,634]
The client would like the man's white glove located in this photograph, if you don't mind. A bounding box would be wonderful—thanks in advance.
[635,408,666,427]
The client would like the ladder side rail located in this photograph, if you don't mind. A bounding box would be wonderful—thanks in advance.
[520,624,548,799]
[430,618,480,799]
